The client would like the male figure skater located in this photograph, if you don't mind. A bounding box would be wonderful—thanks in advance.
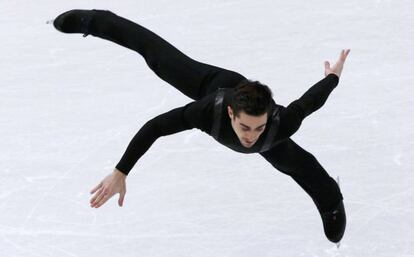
[53,9,350,243]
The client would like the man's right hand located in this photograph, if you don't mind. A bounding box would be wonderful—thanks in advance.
[90,168,127,208]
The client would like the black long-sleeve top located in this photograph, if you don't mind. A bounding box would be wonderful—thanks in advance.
[116,73,339,175]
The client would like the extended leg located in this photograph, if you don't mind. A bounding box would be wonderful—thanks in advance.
[260,139,345,242]
[54,10,245,100]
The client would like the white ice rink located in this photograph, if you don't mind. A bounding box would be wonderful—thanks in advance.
[1,0,413,256]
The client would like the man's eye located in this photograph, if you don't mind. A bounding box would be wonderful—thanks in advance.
[242,128,249,131]
[256,127,264,131]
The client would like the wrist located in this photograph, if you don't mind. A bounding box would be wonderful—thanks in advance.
[113,168,127,179]
[327,72,339,81]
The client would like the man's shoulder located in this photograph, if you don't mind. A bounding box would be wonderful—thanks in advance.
[190,88,234,110]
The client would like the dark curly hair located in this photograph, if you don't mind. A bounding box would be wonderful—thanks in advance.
[229,80,273,117]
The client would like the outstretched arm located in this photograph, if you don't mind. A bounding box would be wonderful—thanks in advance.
[90,106,191,208]
[278,49,350,138]
[89,94,215,208]
[115,107,193,175]
[89,106,192,208]
[295,49,351,117]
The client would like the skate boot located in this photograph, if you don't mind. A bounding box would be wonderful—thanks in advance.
[320,200,346,243]
[53,9,96,36]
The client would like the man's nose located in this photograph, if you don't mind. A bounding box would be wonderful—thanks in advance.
[245,131,256,140]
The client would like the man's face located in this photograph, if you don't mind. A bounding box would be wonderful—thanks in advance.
[227,106,268,148]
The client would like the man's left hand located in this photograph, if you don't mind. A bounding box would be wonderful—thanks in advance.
[325,49,351,78]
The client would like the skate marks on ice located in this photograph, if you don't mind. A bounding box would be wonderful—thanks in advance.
[2,131,123,257]
[20,93,169,229]
[392,153,403,166]
[21,132,118,229]
[350,186,414,235]
[2,86,171,254]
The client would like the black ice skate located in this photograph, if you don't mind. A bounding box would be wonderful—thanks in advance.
[320,199,346,244]
[53,9,96,36]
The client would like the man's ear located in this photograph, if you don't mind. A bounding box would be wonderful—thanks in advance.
[227,106,234,119]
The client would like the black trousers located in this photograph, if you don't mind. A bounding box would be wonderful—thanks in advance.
[89,10,246,100]
[261,139,342,212]
[89,10,342,212]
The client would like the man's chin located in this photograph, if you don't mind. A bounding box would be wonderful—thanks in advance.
[242,142,254,148]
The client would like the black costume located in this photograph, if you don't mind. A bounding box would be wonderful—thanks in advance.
[53,9,346,243]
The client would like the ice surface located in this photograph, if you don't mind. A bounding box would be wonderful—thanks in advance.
[1,0,413,256]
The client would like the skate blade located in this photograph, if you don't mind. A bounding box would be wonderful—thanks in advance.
[336,241,341,249]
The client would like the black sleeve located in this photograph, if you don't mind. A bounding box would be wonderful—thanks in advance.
[115,96,214,175]
[277,73,340,139]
